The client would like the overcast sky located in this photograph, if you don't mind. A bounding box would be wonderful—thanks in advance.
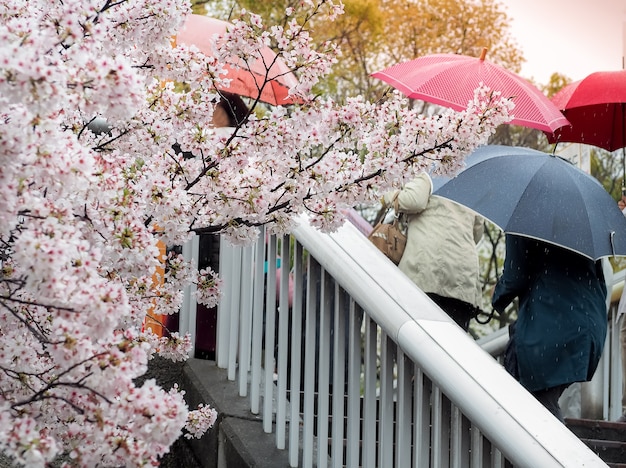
[502,0,626,84]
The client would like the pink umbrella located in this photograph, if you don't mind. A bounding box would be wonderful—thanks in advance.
[371,49,569,133]
[175,14,301,106]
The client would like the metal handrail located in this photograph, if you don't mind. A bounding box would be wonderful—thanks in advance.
[291,215,605,467]
[182,215,608,467]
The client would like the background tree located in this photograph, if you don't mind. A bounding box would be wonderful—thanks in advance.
[202,0,524,101]
[593,148,624,198]
[544,72,572,98]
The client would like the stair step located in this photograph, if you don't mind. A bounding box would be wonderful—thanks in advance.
[577,438,626,464]
[565,417,626,443]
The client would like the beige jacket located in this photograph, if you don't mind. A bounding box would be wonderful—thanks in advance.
[384,172,484,307]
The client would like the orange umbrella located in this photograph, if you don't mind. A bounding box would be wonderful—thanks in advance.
[144,239,166,337]
[175,14,301,106]
[372,49,569,133]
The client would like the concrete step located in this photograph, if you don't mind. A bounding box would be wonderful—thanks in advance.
[581,439,626,464]
[143,356,293,468]
[566,418,626,442]
[566,418,626,465]
[181,358,294,468]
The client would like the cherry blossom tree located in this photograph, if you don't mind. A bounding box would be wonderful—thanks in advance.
[0,0,512,466]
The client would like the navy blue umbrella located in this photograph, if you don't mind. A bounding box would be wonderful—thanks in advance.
[430,145,516,192]
[433,145,626,260]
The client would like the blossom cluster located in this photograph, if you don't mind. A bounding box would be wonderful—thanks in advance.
[0,0,511,466]
[184,403,219,440]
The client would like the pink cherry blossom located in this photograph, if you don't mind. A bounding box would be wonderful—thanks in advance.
[0,0,512,465]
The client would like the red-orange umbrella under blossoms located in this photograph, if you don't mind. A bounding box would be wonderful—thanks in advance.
[371,48,569,133]
[175,14,301,106]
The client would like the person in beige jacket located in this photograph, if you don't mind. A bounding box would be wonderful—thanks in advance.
[384,172,484,331]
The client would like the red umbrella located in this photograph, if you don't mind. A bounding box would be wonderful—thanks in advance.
[545,70,626,151]
[371,49,569,133]
[545,70,626,191]
[175,14,301,106]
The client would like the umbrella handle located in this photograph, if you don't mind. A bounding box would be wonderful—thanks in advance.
[474,307,499,325]
[611,230,616,257]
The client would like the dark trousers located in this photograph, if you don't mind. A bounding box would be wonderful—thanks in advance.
[532,385,569,423]
[426,293,477,332]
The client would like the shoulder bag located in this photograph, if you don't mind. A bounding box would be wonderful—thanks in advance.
[367,193,407,265]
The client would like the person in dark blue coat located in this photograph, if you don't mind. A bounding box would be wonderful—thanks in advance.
[492,234,608,422]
